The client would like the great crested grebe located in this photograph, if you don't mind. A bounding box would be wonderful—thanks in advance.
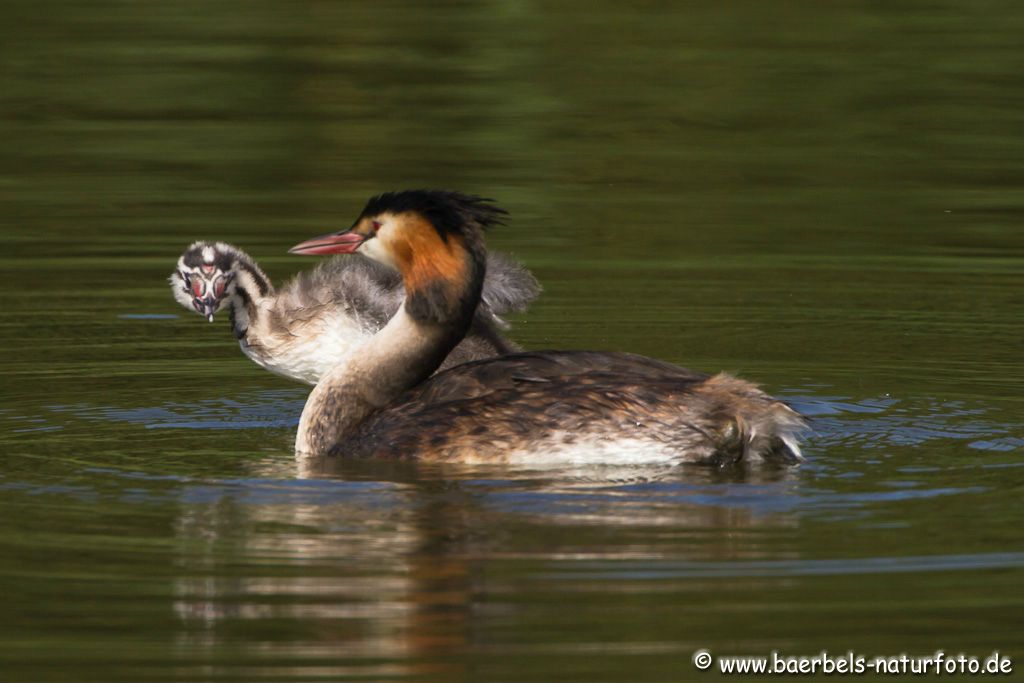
[288,190,806,465]
[170,240,539,384]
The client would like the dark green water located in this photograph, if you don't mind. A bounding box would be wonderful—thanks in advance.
[1,1,1022,680]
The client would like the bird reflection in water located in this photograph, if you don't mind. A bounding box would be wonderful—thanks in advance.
[170,457,799,678]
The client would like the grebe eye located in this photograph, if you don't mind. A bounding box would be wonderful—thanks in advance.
[371,220,382,233]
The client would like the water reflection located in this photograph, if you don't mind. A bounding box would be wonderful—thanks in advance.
[169,477,467,676]
[168,457,804,676]
[172,491,428,675]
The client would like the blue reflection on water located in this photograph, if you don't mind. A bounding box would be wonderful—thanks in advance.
[539,552,1024,580]
[49,391,305,430]
[49,389,1021,453]
[786,394,1020,452]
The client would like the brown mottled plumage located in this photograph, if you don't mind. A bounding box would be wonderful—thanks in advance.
[291,189,806,465]
[347,351,803,464]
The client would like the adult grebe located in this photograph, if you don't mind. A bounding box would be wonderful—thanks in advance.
[290,190,806,465]
[170,241,539,384]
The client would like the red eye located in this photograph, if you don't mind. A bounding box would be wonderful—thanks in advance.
[191,278,205,298]
[213,275,226,298]
[371,220,382,233]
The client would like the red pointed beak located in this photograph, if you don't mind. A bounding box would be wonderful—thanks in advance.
[289,230,367,256]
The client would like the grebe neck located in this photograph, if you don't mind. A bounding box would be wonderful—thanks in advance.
[295,234,485,455]
[225,253,274,339]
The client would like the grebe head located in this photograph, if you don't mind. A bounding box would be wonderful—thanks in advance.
[289,189,506,262]
[170,241,239,322]
[291,190,505,323]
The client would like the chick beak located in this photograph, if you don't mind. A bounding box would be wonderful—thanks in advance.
[289,230,367,256]
[202,298,217,322]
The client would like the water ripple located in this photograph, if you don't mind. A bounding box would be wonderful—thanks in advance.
[49,391,305,430]
[541,551,1024,580]
[788,394,1021,451]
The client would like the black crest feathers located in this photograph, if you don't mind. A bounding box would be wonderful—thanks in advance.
[356,190,507,241]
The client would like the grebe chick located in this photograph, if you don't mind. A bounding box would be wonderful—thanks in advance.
[170,240,539,385]
[290,190,806,466]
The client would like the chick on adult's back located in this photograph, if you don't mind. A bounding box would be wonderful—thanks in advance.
[170,240,539,384]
